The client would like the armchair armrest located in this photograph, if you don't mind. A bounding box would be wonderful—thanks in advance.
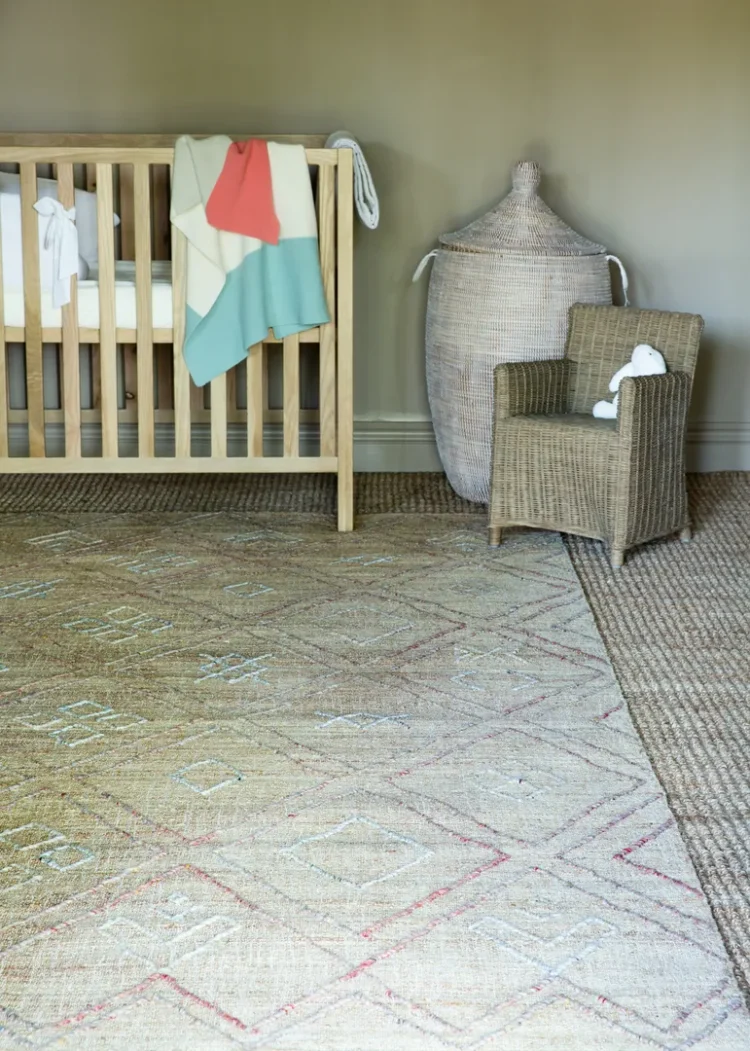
[614,370,693,548]
[494,360,571,419]
[617,370,693,448]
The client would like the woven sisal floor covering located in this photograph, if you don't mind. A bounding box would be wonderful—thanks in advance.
[0,472,747,1048]
[0,472,478,515]
[566,472,750,1003]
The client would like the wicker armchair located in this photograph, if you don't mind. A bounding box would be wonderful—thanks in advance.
[488,305,704,567]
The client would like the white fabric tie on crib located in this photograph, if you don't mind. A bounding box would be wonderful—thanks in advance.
[33,197,82,308]
[325,131,379,230]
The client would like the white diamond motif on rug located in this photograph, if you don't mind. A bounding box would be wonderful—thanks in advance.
[171,758,244,796]
[284,815,433,888]
[395,728,643,846]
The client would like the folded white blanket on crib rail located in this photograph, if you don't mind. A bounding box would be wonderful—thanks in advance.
[325,131,379,230]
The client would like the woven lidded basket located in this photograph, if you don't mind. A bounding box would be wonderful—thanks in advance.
[415,160,627,504]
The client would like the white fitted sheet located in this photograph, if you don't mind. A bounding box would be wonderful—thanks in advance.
[3,260,173,330]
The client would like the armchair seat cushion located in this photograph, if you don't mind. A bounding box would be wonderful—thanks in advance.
[492,412,621,540]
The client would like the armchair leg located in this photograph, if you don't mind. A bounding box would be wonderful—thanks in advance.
[488,526,503,548]
[680,525,692,543]
[611,548,625,569]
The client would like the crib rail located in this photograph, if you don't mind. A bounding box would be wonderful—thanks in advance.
[0,137,354,529]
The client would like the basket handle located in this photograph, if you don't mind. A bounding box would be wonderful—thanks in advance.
[413,248,630,305]
[607,254,630,307]
[412,249,438,283]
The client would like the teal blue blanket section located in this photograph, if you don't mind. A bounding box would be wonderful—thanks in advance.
[184,237,330,388]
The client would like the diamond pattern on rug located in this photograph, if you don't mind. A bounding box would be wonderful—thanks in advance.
[392,728,644,847]
[283,815,433,888]
[0,510,747,1049]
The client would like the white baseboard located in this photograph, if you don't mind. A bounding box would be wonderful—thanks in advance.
[686,422,750,472]
[9,417,750,473]
[353,418,442,472]
[354,417,750,473]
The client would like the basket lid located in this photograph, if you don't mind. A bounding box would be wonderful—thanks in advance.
[440,161,607,257]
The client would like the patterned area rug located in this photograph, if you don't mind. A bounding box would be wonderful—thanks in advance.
[0,508,748,1049]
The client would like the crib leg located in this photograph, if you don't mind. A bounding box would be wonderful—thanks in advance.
[337,469,354,532]
[335,146,354,531]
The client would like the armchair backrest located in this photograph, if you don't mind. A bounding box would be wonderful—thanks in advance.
[565,305,704,415]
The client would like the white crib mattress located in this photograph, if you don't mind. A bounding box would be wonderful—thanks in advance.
[3,261,173,330]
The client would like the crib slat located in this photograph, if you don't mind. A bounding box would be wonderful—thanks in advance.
[170,192,191,458]
[57,164,81,458]
[246,342,264,456]
[0,181,7,457]
[337,148,355,531]
[134,164,154,457]
[96,163,118,457]
[20,163,44,457]
[283,333,300,457]
[317,163,336,456]
[211,375,227,457]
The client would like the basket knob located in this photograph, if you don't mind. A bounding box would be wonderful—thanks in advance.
[512,161,541,195]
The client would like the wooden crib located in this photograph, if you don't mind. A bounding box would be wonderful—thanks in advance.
[0,134,354,529]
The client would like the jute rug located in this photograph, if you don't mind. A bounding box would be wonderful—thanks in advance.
[0,496,747,1048]
[0,472,475,515]
[567,472,750,1005]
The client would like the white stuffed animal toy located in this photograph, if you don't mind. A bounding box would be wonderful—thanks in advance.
[592,344,667,419]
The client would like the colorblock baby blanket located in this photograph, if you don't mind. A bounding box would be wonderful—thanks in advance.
[206,139,280,244]
[170,136,329,387]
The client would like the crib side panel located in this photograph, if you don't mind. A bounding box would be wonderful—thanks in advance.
[0,142,350,487]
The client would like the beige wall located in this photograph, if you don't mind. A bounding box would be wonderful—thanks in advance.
[1,0,748,468]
